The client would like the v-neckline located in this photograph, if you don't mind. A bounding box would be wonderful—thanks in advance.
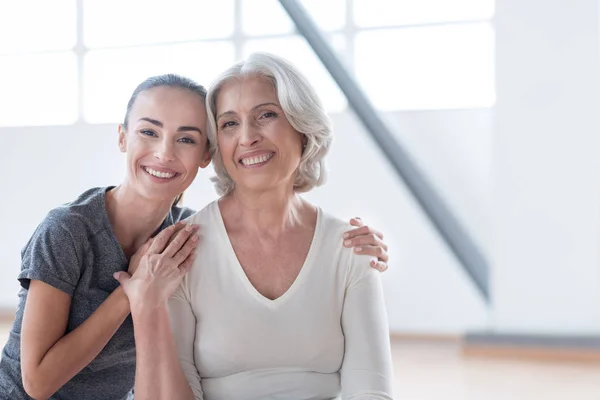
[211,200,322,308]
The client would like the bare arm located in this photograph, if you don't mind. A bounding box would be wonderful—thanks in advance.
[20,281,131,399]
[130,304,195,400]
[115,222,200,400]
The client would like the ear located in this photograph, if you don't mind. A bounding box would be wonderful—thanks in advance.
[199,147,212,169]
[118,124,127,153]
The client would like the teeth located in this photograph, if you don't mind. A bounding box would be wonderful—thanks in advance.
[241,153,273,166]
[144,167,176,179]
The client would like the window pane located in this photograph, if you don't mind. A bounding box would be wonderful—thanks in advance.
[0,0,75,54]
[355,23,495,110]
[354,0,494,27]
[242,0,345,36]
[83,42,235,123]
[83,0,234,48]
[244,36,347,113]
[0,52,77,126]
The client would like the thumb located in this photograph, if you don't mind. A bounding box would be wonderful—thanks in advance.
[142,238,154,253]
[113,271,132,286]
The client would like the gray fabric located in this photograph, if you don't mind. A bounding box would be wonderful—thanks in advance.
[0,187,194,399]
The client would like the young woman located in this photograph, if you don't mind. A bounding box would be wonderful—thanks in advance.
[0,74,390,399]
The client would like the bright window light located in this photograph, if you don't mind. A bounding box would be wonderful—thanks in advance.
[83,0,235,48]
[244,35,348,113]
[355,23,495,110]
[0,0,76,54]
[354,0,495,27]
[83,42,235,123]
[0,52,78,126]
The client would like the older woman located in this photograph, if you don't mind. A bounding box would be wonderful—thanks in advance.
[118,53,393,400]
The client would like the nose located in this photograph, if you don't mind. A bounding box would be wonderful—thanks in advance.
[239,122,262,147]
[154,138,176,163]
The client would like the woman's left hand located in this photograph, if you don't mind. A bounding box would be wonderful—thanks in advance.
[343,217,389,272]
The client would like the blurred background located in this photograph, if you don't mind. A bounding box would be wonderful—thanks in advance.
[1,0,599,398]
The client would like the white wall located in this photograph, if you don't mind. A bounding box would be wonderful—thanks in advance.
[492,0,600,335]
[0,108,490,335]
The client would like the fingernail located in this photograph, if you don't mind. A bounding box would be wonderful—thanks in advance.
[185,224,193,231]
[343,233,349,239]
[344,240,352,246]
[192,234,199,242]
[355,247,363,252]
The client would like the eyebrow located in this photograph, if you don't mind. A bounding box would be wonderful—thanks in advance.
[216,102,281,121]
[138,117,203,135]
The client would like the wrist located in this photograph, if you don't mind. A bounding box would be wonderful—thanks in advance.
[130,299,169,320]
[111,285,132,314]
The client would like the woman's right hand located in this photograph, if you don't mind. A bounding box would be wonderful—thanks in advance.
[114,222,199,312]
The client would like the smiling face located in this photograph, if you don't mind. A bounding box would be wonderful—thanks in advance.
[118,86,211,203]
[215,75,305,194]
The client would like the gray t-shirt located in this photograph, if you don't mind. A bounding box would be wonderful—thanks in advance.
[0,187,194,400]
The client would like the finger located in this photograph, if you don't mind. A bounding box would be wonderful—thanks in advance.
[370,259,388,272]
[171,233,199,266]
[343,225,384,241]
[148,222,185,254]
[353,245,388,263]
[113,271,132,285]
[344,233,385,249]
[178,252,196,275]
[162,224,198,259]
[141,238,154,254]
[349,217,363,227]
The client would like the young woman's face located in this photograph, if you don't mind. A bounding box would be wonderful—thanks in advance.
[119,86,211,203]
[215,76,304,194]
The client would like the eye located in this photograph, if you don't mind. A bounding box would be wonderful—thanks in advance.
[178,137,196,144]
[220,121,237,130]
[260,111,277,119]
[140,129,157,137]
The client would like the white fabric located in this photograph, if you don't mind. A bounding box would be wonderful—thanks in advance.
[169,201,394,400]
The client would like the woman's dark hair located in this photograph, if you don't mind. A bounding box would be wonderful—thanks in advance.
[123,74,207,129]
[123,74,207,207]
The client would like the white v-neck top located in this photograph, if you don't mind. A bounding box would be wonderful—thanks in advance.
[169,201,393,400]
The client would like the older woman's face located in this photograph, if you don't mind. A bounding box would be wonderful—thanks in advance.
[215,75,304,193]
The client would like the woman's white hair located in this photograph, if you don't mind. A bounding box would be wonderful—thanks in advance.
[205,52,333,196]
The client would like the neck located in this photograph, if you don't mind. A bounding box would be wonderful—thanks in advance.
[106,182,176,257]
[224,184,308,237]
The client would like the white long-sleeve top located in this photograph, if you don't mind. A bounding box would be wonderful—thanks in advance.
[169,201,394,400]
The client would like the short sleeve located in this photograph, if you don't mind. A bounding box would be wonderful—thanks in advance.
[18,209,85,296]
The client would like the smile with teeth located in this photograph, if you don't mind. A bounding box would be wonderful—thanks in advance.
[143,167,178,179]
[240,153,275,167]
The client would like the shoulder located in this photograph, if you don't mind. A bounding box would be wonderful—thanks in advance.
[20,188,107,262]
[181,200,218,226]
[171,205,197,223]
[36,187,107,241]
[317,208,374,284]
[317,208,352,240]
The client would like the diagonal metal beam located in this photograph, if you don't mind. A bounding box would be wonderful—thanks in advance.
[278,0,490,302]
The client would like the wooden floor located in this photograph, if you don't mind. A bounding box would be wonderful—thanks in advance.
[1,324,599,399]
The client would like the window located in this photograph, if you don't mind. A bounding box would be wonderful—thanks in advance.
[83,0,235,48]
[355,23,495,110]
[84,42,234,123]
[354,0,494,27]
[0,53,78,126]
[244,36,347,113]
[0,0,495,127]
[0,0,77,126]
